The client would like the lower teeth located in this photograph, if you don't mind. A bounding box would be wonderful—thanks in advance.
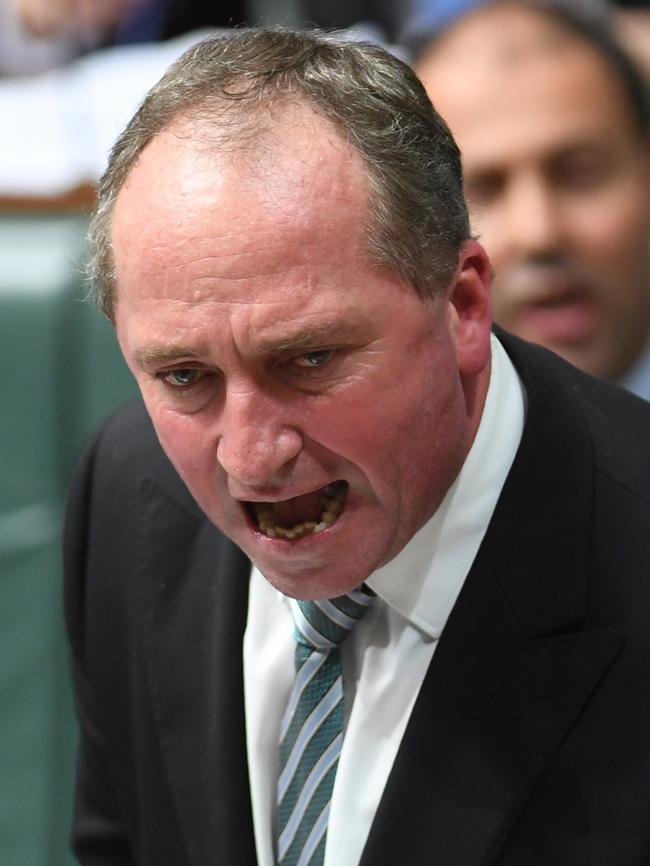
[254,484,346,539]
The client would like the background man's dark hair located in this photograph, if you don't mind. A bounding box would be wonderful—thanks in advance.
[556,4,649,135]
[411,1,649,137]
[88,27,470,320]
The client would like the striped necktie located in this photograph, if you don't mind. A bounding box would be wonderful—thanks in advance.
[276,587,374,866]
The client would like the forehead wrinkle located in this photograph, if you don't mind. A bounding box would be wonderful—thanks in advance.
[146,232,334,293]
[147,234,309,270]
[114,110,373,314]
[134,262,316,310]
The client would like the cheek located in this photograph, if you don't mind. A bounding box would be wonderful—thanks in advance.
[324,361,462,481]
[565,185,649,265]
[301,394,382,462]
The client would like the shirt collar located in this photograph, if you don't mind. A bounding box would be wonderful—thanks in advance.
[619,338,650,402]
[366,334,525,640]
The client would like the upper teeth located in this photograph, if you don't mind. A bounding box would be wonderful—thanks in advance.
[253,484,346,540]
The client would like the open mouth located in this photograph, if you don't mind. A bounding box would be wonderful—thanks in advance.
[521,287,597,342]
[532,286,589,310]
[246,480,348,540]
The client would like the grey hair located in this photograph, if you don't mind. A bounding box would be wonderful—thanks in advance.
[88,27,470,320]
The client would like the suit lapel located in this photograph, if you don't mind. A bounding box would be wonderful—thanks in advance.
[361,338,624,866]
[136,479,257,866]
[361,628,622,866]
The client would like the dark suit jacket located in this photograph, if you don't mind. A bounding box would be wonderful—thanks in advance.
[64,332,650,865]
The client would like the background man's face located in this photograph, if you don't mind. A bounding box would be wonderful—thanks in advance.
[418,4,650,381]
[110,108,489,600]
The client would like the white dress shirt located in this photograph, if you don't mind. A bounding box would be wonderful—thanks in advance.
[243,334,525,866]
[620,338,650,403]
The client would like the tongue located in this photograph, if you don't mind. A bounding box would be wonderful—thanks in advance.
[271,489,324,527]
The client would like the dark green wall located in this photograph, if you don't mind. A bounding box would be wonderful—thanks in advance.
[0,214,137,866]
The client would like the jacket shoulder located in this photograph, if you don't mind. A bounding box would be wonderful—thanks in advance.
[72,397,201,519]
[499,330,650,506]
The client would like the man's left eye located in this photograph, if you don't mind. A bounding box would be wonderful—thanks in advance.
[293,349,334,368]
[163,368,201,387]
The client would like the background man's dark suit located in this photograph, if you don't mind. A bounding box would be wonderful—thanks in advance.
[64,332,650,866]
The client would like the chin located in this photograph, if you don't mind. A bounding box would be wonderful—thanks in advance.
[251,550,379,601]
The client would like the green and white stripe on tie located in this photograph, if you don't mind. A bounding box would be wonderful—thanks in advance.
[276,587,374,866]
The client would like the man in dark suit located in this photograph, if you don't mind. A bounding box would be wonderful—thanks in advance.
[64,27,650,866]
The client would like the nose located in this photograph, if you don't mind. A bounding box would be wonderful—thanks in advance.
[216,384,303,491]
[499,173,564,260]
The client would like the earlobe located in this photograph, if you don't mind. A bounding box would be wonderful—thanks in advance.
[448,239,493,377]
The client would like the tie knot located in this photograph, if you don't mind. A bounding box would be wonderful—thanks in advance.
[290,586,375,652]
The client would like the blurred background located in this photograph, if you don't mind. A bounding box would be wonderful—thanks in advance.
[0,1,647,864]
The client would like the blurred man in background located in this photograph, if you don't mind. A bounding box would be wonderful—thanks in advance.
[415,0,650,397]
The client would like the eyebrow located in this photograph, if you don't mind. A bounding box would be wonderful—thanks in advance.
[255,322,361,356]
[132,321,363,370]
[133,345,203,369]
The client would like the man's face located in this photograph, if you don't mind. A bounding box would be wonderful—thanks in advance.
[111,110,491,599]
[418,5,650,381]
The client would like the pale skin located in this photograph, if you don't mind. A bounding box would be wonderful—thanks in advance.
[417,1,650,382]
[18,0,136,39]
[111,106,493,600]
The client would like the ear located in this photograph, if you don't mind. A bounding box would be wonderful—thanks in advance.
[446,239,493,377]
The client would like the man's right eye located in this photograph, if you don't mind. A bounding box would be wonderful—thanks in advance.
[465,170,504,207]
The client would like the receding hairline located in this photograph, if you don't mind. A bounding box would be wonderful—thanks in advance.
[89,27,470,321]
[415,0,649,137]
[417,1,587,66]
[123,89,365,180]
[109,95,385,291]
